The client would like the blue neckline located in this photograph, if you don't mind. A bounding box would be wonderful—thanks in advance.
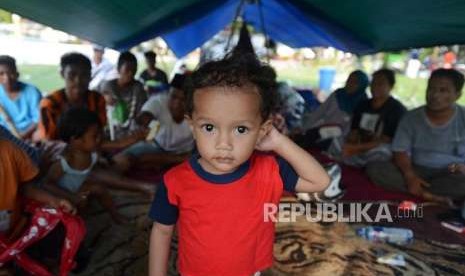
[189,154,250,184]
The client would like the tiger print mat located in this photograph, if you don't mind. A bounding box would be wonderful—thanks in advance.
[74,193,465,276]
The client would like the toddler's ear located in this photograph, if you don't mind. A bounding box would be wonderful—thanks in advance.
[259,119,273,138]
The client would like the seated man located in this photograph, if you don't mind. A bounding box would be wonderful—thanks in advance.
[37,52,107,141]
[89,45,115,91]
[341,68,407,167]
[101,51,147,139]
[139,51,169,95]
[0,55,42,139]
[114,74,193,172]
[366,68,465,203]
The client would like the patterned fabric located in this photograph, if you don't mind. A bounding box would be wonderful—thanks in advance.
[276,82,306,131]
[0,200,86,276]
[69,188,465,276]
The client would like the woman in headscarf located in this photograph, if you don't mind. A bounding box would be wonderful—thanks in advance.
[295,70,369,150]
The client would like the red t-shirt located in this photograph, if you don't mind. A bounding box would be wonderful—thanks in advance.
[150,152,298,276]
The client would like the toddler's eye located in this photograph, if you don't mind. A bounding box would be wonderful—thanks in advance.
[201,124,215,132]
[236,126,249,134]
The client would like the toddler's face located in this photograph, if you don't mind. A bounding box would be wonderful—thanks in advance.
[73,124,102,152]
[188,86,269,174]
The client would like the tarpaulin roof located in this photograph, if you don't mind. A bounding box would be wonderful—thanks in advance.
[1,0,465,57]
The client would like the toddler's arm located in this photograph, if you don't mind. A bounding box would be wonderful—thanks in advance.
[22,183,76,214]
[149,222,175,276]
[257,126,330,193]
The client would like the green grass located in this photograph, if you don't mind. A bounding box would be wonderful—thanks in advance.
[16,63,465,108]
[18,64,64,93]
[394,75,427,107]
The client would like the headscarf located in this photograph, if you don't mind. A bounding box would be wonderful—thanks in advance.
[335,70,369,114]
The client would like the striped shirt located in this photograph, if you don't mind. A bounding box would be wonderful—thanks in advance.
[38,89,107,140]
[0,125,40,165]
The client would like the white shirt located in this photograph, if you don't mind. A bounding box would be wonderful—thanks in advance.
[90,58,116,91]
[142,94,193,153]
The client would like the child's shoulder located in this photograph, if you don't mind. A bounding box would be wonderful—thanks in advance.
[163,159,192,179]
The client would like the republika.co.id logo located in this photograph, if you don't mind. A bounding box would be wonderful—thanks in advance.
[264,202,423,223]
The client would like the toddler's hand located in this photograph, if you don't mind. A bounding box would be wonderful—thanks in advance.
[58,199,77,215]
[255,126,284,152]
[50,198,77,215]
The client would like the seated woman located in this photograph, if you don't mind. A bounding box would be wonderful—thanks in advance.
[296,70,369,150]
[100,51,147,140]
[342,68,407,167]
[0,55,42,139]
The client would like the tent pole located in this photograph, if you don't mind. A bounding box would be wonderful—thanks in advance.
[257,0,270,62]
[225,0,247,53]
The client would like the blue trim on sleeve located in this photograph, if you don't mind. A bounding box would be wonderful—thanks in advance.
[149,181,179,225]
[276,156,298,192]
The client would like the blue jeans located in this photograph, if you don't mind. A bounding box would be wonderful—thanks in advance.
[121,141,165,157]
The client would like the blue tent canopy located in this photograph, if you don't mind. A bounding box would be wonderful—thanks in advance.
[1,0,465,56]
[162,0,372,57]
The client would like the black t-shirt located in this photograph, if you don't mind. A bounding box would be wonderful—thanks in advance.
[140,68,168,84]
[351,97,407,140]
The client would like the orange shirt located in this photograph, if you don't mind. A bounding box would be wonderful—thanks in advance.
[0,140,38,211]
[38,89,107,140]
